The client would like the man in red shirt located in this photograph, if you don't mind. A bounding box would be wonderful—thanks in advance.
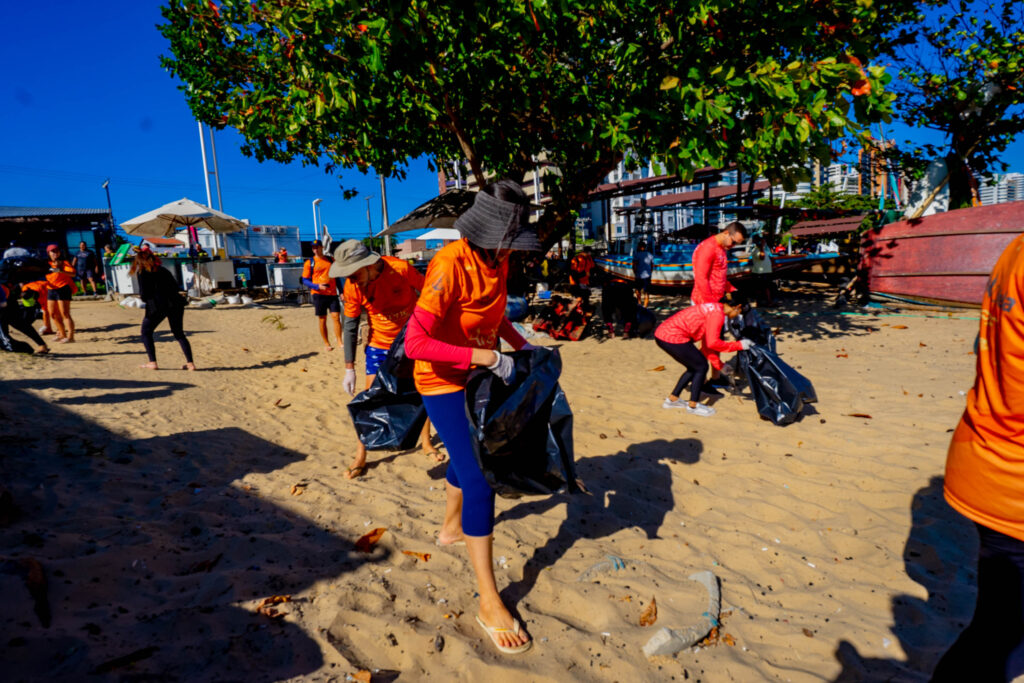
[691,222,747,305]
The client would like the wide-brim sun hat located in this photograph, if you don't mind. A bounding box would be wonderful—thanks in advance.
[453,185,542,252]
[329,239,380,278]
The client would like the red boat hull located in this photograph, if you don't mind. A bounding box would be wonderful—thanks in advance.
[861,202,1024,307]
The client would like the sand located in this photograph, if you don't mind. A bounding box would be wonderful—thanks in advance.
[0,289,982,682]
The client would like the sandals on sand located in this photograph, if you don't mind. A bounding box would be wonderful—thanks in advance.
[476,616,532,654]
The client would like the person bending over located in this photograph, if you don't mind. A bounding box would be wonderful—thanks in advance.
[655,300,750,417]
[131,248,195,370]
[0,283,48,354]
[301,241,342,351]
[405,180,539,655]
[329,239,441,479]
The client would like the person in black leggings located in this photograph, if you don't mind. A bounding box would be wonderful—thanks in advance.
[654,300,750,417]
[131,248,195,371]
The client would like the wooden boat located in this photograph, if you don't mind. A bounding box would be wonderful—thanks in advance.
[594,241,839,289]
[861,202,1024,307]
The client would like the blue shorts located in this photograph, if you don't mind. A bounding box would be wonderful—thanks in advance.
[365,345,390,376]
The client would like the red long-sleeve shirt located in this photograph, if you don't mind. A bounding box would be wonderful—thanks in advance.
[654,302,742,370]
[691,235,735,305]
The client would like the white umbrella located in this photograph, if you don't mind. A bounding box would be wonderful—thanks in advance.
[120,197,246,237]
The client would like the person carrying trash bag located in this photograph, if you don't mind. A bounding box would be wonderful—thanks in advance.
[329,239,441,479]
[404,179,542,655]
[655,300,752,417]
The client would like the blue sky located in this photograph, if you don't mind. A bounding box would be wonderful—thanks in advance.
[2,2,1021,243]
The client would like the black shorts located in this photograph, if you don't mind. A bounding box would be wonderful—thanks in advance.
[76,270,92,281]
[51,285,73,302]
[312,293,340,316]
[635,277,651,293]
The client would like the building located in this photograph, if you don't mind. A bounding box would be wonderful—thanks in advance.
[0,206,115,256]
[141,236,187,253]
[174,224,301,258]
[978,173,1024,205]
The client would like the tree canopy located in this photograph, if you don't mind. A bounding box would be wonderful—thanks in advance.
[889,0,1024,209]
[160,0,918,241]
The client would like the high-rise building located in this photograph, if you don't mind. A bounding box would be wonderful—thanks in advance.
[978,173,1024,205]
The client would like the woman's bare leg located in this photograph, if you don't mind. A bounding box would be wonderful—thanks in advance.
[420,418,444,462]
[48,300,67,339]
[60,300,74,341]
[465,533,530,650]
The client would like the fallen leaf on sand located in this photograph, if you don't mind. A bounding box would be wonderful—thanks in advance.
[257,595,291,619]
[639,596,658,626]
[257,595,292,608]
[355,527,387,552]
[599,433,608,439]
[836,353,848,358]
[802,628,814,637]
[845,413,873,419]
[402,550,431,562]
[617,595,632,602]
[617,429,624,438]
[290,483,307,496]
[919,342,927,347]
[891,324,908,329]
[300,368,308,372]
[241,347,249,352]
[650,365,666,372]
[352,670,372,683]
[722,633,736,646]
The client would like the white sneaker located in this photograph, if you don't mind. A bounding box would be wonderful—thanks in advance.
[686,403,716,417]
[662,397,688,409]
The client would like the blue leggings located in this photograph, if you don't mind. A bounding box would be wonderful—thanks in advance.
[421,390,495,537]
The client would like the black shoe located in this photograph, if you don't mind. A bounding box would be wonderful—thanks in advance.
[700,382,723,397]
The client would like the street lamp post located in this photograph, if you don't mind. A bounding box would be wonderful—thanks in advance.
[312,198,323,243]
[101,179,114,300]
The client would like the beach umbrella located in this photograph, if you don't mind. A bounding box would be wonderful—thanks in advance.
[120,197,246,238]
[377,189,476,237]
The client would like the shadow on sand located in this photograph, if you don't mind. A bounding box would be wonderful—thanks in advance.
[496,438,702,604]
[832,475,977,681]
[0,382,382,681]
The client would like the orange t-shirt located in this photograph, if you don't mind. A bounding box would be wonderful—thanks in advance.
[46,259,75,289]
[302,255,338,296]
[944,233,1024,541]
[343,256,424,350]
[413,239,508,396]
[23,280,49,304]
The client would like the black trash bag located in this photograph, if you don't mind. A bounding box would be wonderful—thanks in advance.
[346,326,428,450]
[634,306,657,338]
[0,256,49,285]
[464,346,581,499]
[738,344,817,426]
[727,306,776,353]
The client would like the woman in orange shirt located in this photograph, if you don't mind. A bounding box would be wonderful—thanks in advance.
[45,244,76,342]
[934,234,1024,680]
[404,180,539,654]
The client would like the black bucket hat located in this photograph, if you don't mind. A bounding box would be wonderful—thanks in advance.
[453,180,542,251]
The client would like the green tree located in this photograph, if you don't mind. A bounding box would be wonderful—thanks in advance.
[889,0,1024,209]
[160,0,917,244]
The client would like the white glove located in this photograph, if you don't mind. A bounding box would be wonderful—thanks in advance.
[343,368,357,395]
[740,339,754,351]
[487,350,516,384]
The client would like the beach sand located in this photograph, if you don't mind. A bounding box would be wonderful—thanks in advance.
[0,289,981,681]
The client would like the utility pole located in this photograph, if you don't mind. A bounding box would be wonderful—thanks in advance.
[364,195,375,242]
[379,176,392,256]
